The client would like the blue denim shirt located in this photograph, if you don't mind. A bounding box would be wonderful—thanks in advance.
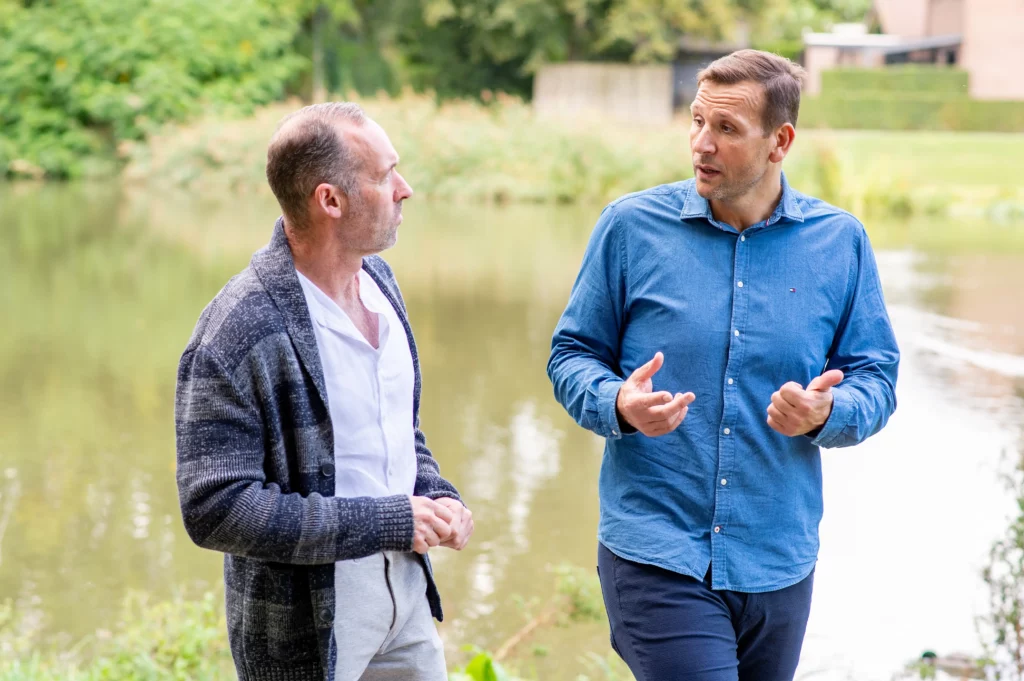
[548,175,899,592]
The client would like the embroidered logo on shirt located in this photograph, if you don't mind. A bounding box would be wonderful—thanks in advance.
[789,288,796,293]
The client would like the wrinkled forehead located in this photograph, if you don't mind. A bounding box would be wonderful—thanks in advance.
[691,80,764,121]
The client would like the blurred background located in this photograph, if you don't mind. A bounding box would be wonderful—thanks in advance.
[1,1,1023,680]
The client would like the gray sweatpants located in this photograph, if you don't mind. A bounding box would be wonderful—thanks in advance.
[334,551,447,681]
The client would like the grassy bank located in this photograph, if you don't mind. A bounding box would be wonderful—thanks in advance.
[120,91,1024,221]
[0,566,627,681]
[0,591,233,681]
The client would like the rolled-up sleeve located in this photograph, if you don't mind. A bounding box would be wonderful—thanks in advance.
[547,205,629,440]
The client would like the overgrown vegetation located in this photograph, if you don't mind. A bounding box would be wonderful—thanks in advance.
[977,446,1024,680]
[0,563,626,681]
[122,93,1024,220]
[0,591,233,681]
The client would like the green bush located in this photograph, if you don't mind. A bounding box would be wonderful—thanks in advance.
[0,591,233,681]
[0,0,305,179]
[123,92,697,204]
[820,66,969,94]
[800,93,1024,132]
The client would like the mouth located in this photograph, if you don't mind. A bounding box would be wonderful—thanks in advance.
[695,164,722,180]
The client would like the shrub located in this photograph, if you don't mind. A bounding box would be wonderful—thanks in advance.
[0,0,304,179]
[820,66,969,95]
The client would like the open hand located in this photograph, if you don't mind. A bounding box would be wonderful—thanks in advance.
[616,352,695,437]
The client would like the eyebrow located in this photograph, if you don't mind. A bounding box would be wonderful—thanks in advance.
[690,106,741,126]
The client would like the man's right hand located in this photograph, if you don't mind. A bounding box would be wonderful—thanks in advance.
[410,496,454,554]
[616,352,695,437]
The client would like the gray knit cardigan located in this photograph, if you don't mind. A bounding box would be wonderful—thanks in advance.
[175,218,461,681]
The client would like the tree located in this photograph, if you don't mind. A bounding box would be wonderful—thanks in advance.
[599,0,740,62]
[0,0,305,178]
[277,0,361,101]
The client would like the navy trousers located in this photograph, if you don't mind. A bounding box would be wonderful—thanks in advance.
[597,543,814,681]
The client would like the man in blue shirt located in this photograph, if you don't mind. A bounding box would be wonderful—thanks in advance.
[547,50,899,680]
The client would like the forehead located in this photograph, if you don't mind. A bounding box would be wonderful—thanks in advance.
[341,119,398,169]
[691,80,764,120]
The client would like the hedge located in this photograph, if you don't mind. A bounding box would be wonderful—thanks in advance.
[800,91,1024,132]
[820,66,970,95]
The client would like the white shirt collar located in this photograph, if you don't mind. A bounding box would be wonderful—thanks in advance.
[295,268,390,349]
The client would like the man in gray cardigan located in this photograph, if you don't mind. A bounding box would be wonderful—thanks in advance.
[175,102,473,681]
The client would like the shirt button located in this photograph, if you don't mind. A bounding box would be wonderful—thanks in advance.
[714,526,721,533]
[740,236,746,242]
[734,330,740,337]
[727,378,734,385]
[737,281,743,288]
[723,428,731,435]
[721,478,728,485]
[320,462,335,477]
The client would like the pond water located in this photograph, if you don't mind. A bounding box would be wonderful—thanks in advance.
[1,182,1021,680]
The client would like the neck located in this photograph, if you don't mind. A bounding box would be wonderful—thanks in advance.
[286,219,363,302]
[709,167,784,232]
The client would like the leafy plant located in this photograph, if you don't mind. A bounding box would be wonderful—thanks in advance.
[0,0,304,178]
[449,651,522,681]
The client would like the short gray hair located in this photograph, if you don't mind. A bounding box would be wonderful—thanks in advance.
[265,102,367,227]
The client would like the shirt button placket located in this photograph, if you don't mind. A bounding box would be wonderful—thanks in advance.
[715,232,747,579]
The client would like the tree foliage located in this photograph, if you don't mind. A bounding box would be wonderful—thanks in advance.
[0,0,304,178]
[0,0,874,179]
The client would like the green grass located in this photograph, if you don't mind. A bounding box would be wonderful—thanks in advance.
[803,129,1024,192]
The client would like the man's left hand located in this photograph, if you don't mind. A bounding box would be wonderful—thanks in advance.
[766,370,844,437]
[434,497,474,550]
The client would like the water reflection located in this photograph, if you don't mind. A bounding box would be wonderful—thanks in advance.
[0,183,1021,680]
[801,248,1024,681]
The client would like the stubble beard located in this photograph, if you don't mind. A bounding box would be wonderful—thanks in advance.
[704,159,770,203]
[346,195,399,254]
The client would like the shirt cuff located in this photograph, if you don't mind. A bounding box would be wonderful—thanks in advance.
[598,379,627,440]
[810,386,854,449]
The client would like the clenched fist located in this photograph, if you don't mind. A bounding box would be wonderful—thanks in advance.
[409,496,453,554]
[766,370,844,437]
[434,497,474,551]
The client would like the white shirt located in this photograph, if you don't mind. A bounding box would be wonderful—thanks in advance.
[296,268,417,499]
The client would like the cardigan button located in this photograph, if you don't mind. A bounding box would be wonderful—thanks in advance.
[320,462,335,477]
[319,607,333,626]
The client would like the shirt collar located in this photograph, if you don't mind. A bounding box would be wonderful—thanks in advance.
[679,172,804,227]
[294,269,336,329]
[295,269,390,346]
